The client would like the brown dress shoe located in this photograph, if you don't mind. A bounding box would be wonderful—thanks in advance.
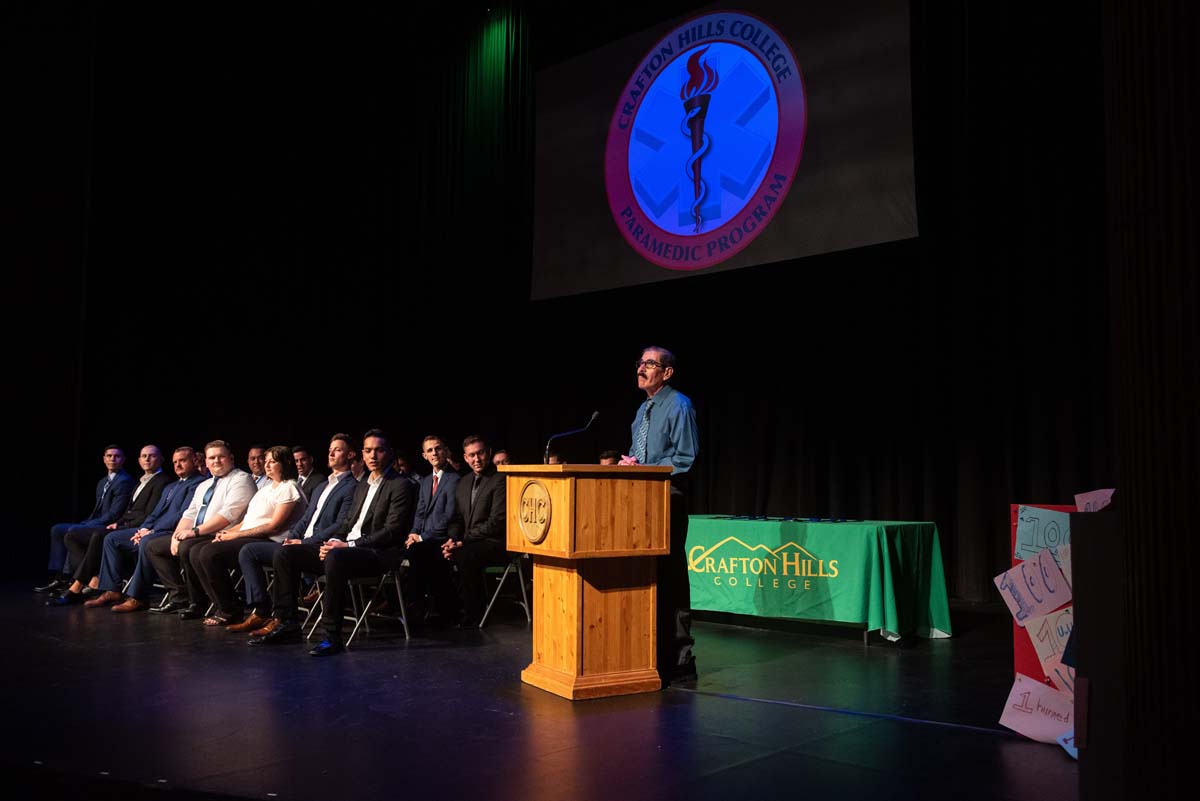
[112,597,145,613]
[226,613,270,633]
[84,591,124,609]
[301,587,320,606]
[250,618,283,637]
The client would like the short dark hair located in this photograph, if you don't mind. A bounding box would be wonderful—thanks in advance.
[290,445,310,456]
[204,440,233,455]
[422,434,447,448]
[462,434,488,451]
[104,444,123,454]
[599,449,621,462]
[363,428,391,447]
[641,345,676,370]
[247,443,266,453]
[173,446,196,459]
[267,445,298,480]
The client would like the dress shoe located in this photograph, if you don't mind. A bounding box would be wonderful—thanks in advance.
[84,591,123,609]
[250,618,282,637]
[112,598,145,613]
[34,577,69,594]
[248,620,301,645]
[301,586,320,606]
[226,613,269,633]
[80,586,101,598]
[150,598,189,614]
[308,638,344,657]
[661,656,698,686]
[46,591,84,607]
[178,604,206,620]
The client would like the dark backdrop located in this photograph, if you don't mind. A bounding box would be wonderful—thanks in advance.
[3,1,1111,603]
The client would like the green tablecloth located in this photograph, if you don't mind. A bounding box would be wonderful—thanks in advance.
[686,516,952,640]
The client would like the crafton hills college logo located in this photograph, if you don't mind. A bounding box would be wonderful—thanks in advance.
[605,11,807,271]
[688,536,839,591]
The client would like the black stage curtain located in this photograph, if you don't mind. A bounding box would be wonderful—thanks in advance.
[7,2,1116,604]
[1085,1,1197,797]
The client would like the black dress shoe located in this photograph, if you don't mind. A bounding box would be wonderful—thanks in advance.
[661,656,698,686]
[178,605,206,620]
[34,577,69,594]
[308,639,345,657]
[248,621,301,646]
[80,586,101,598]
[46,591,84,607]
[150,599,189,615]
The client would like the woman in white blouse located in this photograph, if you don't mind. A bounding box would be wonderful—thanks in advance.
[193,445,308,626]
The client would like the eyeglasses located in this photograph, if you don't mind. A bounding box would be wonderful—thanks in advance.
[636,359,665,370]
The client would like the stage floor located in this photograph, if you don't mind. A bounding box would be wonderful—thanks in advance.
[1,581,1076,801]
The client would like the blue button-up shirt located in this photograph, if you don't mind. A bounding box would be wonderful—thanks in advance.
[629,383,698,475]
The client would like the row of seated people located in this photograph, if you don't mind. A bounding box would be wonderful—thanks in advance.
[37,430,511,656]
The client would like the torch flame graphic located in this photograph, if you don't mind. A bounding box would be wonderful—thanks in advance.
[680,48,719,233]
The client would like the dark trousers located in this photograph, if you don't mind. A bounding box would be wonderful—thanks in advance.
[101,529,166,599]
[48,521,101,573]
[451,538,507,619]
[195,538,264,617]
[145,534,214,605]
[657,487,694,677]
[404,537,456,615]
[96,527,138,592]
[64,525,108,583]
[273,543,390,642]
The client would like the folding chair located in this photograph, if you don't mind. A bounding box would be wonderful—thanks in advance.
[304,565,411,644]
[347,569,410,644]
[479,554,531,629]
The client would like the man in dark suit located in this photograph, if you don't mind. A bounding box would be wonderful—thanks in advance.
[403,434,460,618]
[293,445,326,500]
[37,445,135,594]
[442,434,508,627]
[250,429,416,656]
[49,445,172,605]
[84,446,206,612]
[227,433,361,632]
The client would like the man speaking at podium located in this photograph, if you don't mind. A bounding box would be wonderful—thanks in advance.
[620,346,699,684]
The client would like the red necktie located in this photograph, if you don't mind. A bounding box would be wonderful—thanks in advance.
[431,474,439,497]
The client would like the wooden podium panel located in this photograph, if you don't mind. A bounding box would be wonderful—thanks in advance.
[500,464,672,700]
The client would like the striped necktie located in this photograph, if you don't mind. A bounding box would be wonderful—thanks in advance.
[633,400,654,463]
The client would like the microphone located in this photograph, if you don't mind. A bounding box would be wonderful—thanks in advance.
[544,411,599,464]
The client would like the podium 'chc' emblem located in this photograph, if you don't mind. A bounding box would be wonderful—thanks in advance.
[518,481,552,544]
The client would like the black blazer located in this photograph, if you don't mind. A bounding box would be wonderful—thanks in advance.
[328,467,416,551]
[113,471,172,529]
[297,471,327,500]
[447,467,506,544]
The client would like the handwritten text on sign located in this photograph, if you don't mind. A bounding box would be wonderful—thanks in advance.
[1042,652,1076,697]
[1014,506,1071,563]
[999,673,1074,743]
[1026,606,1074,663]
[994,548,1071,627]
[1074,487,1114,512]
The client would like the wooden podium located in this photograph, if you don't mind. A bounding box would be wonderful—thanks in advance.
[499,463,673,700]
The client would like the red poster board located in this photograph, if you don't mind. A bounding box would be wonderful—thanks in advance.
[1009,503,1076,683]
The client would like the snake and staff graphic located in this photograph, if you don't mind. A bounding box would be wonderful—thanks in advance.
[680,47,720,233]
